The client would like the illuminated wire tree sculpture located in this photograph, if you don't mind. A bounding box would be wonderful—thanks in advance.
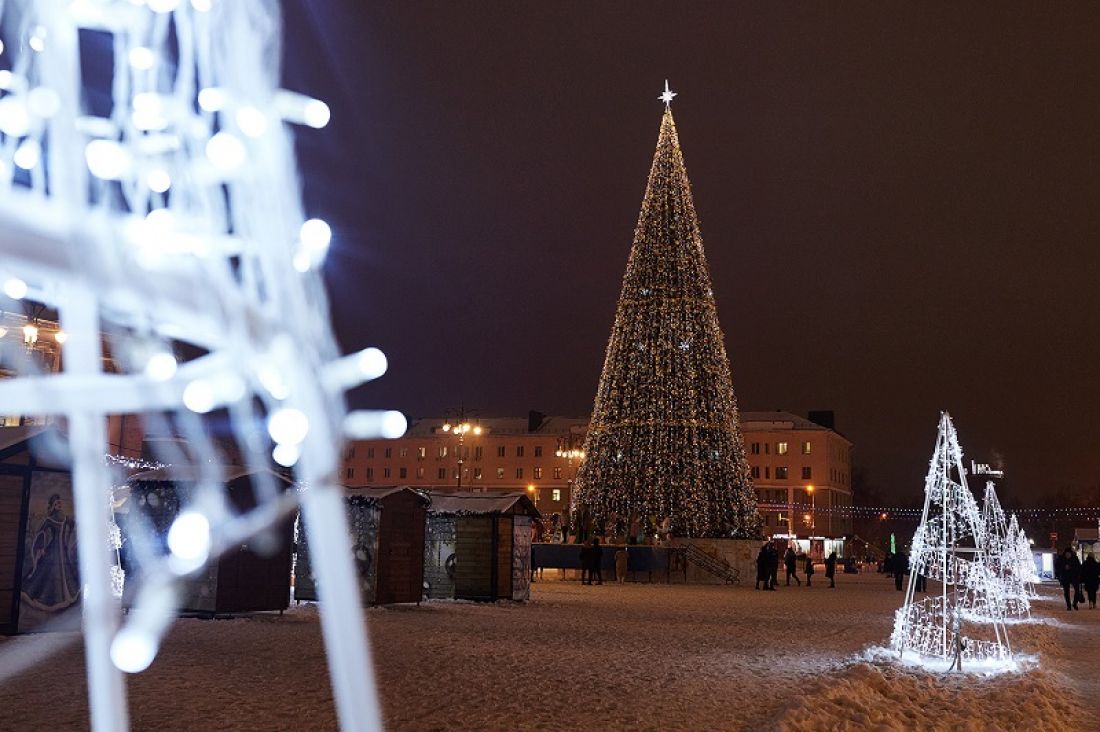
[1008,513,1040,597]
[891,412,1012,670]
[571,83,760,540]
[0,1,399,729]
[981,482,1030,618]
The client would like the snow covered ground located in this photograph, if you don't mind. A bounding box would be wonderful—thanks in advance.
[1,572,1097,730]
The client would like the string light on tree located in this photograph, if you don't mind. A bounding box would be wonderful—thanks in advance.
[571,83,761,540]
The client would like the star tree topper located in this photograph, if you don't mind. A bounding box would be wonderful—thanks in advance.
[659,79,677,108]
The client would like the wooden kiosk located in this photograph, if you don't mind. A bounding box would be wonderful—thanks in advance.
[424,492,540,602]
[295,486,428,606]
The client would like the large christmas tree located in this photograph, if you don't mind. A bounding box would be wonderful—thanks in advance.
[572,85,761,539]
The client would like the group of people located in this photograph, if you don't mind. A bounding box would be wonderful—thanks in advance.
[755,543,837,590]
[1054,546,1100,611]
[577,539,632,585]
[883,551,926,593]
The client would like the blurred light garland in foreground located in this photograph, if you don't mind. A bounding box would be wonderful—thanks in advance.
[0,1,399,729]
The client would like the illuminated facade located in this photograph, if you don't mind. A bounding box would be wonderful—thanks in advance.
[341,410,853,537]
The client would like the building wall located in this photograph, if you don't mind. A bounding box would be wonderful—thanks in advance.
[340,412,854,538]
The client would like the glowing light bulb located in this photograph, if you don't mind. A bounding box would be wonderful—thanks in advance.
[300,218,332,251]
[29,26,46,53]
[128,47,156,70]
[167,511,211,571]
[356,348,387,379]
[0,97,29,137]
[206,132,246,173]
[85,140,132,180]
[54,330,68,344]
[14,139,41,170]
[381,411,407,438]
[146,169,171,193]
[0,327,6,338]
[182,379,215,413]
[272,443,300,467]
[197,87,226,113]
[3,277,28,300]
[144,352,177,381]
[303,99,331,129]
[267,408,309,446]
[22,324,37,344]
[111,629,158,674]
[235,106,267,138]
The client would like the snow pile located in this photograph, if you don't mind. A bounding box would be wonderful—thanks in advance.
[774,659,1083,731]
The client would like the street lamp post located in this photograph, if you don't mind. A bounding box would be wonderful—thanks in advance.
[441,411,481,491]
[806,484,815,533]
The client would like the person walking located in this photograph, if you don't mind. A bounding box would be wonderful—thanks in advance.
[825,551,837,588]
[1082,552,1100,609]
[615,545,629,585]
[767,543,780,590]
[755,545,769,590]
[579,539,591,585]
[804,553,815,587]
[1055,547,1083,610]
[784,546,801,586]
[893,551,908,591]
[588,537,604,585]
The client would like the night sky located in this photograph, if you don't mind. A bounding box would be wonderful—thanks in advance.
[283,2,1100,505]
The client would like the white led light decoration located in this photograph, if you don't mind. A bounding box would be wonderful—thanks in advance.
[0,1,397,729]
[890,413,1014,671]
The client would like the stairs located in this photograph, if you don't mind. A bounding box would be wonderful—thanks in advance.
[683,544,740,584]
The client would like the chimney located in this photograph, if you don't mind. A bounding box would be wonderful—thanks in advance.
[807,410,835,431]
[528,410,547,433]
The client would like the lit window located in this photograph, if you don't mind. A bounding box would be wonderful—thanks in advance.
[533,467,543,479]
[516,467,524,479]
[553,467,562,480]
[417,447,426,459]
[776,467,788,479]
[453,468,459,480]
[399,467,407,479]
[777,442,788,455]
[534,446,543,457]
[474,467,482,480]
[801,466,812,480]
[497,467,505,479]
[400,448,408,458]
[438,446,447,458]
[552,489,561,501]
[801,441,811,455]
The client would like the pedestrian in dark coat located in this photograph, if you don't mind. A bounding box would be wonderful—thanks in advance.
[825,552,837,588]
[579,539,591,584]
[755,545,769,590]
[1082,554,1100,609]
[804,554,815,587]
[588,538,604,585]
[784,547,801,586]
[1055,547,1083,610]
[766,544,780,590]
[893,551,908,591]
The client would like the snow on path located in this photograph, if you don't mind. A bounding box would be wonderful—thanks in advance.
[0,573,1096,730]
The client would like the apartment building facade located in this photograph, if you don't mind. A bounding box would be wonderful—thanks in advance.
[340,410,853,538]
